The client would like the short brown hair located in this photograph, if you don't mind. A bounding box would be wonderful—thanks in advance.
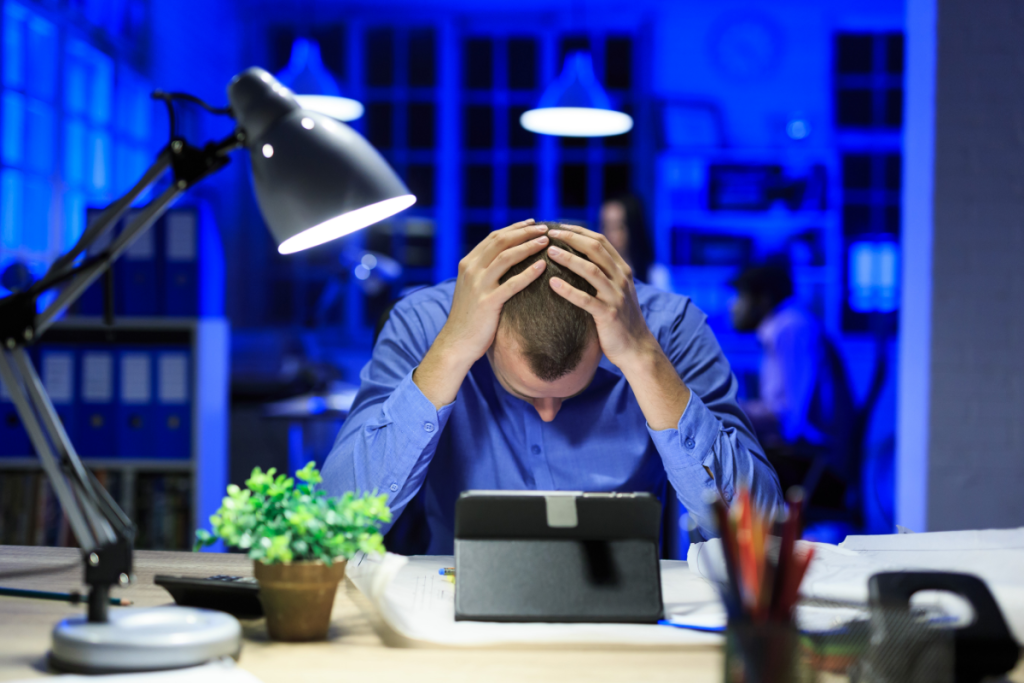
[498,222,597,381]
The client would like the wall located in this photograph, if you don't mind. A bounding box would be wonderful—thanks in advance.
[902,0,1024,530]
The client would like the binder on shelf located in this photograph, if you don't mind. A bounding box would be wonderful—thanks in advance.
[155,348,191,459]
[162,210,198,317]
[117,348,156,458]
[39,346,77,446]
[78,348,118,457]
[0,377,32,457]
[116,210,160,316]
[75,208,119,317]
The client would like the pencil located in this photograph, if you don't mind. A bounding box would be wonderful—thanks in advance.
[0,586,132,606]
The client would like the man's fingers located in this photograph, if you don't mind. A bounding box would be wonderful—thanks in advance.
[546,244,617,299]
[495,259,547,303]
[465,219,546,271]
[548,276,605,315]
[549,224,632,280]
[486,234,550,282]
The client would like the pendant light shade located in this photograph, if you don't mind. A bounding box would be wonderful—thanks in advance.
[228,68,415,254]
[520,52,633,137]
[276,38,364,122]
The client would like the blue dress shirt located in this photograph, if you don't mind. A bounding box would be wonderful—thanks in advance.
[322,280,783,554]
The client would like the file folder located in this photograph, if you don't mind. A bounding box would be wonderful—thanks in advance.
[75,208,117,317]
[0,376,32,457]
[117,349,155,458]
[162,210,198,317]
[116,210,160,316]
[39,346,77,446]
[78,349,117,457]
[155,349,191,459]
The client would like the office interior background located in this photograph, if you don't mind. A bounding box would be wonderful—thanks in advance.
[0,0,1019,554]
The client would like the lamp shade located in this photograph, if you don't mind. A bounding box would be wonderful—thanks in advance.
[228,68,415,254]
[520,52,633,138]
[276,38,364,122]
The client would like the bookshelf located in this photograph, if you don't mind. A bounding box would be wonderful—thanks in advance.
[0,317,228,551]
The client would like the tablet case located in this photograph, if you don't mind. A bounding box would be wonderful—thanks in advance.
[454,491,664,623]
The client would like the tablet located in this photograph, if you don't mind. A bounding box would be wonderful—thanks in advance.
[454,490,664,623]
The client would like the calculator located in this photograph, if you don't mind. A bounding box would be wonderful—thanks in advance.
[154,574,263,618]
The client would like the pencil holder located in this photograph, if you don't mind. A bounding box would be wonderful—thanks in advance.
[724,620,813,683]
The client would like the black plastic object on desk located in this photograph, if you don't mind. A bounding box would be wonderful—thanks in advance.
[154,575,263,619]
[862,571,1021,683]
[453,491,663,623]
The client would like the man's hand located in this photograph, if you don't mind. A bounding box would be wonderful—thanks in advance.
[546,225,691,430]
[413,219,550,409]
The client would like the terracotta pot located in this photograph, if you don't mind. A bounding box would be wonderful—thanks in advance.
[254,558,347,642]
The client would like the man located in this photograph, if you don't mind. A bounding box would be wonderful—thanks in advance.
[323,220,782,553]
[729,263,855,505]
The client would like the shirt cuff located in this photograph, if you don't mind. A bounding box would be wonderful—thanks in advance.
[379,368,455,481]
[647,390,722,470]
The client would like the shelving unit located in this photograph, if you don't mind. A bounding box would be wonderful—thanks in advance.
[0,317,228,551]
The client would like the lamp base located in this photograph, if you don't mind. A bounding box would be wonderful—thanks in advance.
[51,606,242,674]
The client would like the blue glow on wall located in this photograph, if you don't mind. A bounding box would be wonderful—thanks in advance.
[849,241,900,313]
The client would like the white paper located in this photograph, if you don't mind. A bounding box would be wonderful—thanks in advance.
[688,527,1024,641]
[43,352,74,405]
[158,353,188,404]
[82,351,113,403]
[5,658,262,683]
[166,212,197,262]
[347,553,724,648]
[121,354,151,404]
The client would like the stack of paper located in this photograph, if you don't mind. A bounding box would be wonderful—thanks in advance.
[346,554,724,648]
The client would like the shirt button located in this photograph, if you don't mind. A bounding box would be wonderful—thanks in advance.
[531,445,541,455]
[685,438,696,449]
[390,483,399,492]
[423,422,435,433]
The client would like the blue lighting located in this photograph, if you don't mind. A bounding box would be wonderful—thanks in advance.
[849,240,900,313]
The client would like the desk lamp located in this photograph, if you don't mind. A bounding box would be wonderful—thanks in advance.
[0,67,415,673]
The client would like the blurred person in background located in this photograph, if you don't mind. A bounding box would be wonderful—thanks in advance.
[600,194,668,288]
[730,263,855,510]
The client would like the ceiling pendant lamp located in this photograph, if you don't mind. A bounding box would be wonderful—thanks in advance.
[520,51,633,137]
[275,37,364,122]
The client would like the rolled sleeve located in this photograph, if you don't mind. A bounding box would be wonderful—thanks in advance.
[648,390,724,470]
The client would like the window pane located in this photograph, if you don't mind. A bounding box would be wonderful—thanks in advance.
[464,164,493,208]
[88,128,112,194]
[464,105,493,149]
[464,38,493,89]
[508,164,535,208]
[884,154,902,190]
[407,102,436,149]
[886,34,904,75]
[405,164,435,207]
[366,102,393,149]
[884,88,903,127]
[26,14,58,103]
[560,164,588,208]
[2,91,25,166]
[558,35,590,71]
[602,163,629,198]
[462,222,492,255]
[3,3,25,88]
[408,29,437,87]
[64,190,86,251]
[605,37,632,90]
[835,34,873,74]
[507,38,537,90]
[842,155,872,189]
[25,99,56,175]
[1,169,24,250]
[842,204,871,235]
[835,89,873,127]
[365,28,395,87]
[23,173,51,252]
[508,106,535,149]
[64,119,88,187]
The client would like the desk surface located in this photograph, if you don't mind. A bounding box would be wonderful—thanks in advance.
[0,546,723,683]
[3,546,1023,683]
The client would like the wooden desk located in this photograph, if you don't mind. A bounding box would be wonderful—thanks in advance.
[0,546,721,683]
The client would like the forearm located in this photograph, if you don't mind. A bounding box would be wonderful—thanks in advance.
[618,339,692,431]
[412,330,475,409]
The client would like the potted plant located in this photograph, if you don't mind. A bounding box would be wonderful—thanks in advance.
[196,462,391,641]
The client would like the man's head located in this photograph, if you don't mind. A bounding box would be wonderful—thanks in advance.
[729,263,793,332]
[488,221,601,422]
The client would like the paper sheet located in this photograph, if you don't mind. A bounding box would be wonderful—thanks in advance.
[346,553,725,648]
[687,527,1024,641]
[6,658,262,683]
